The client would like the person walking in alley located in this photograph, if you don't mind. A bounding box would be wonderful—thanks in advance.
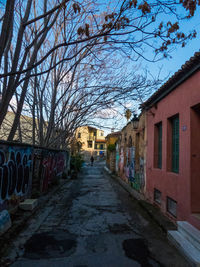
[90,155,94,166]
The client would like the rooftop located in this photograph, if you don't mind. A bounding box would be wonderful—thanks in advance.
[95,139,106,143]
[142,51,200,109]
[106,131,121,138]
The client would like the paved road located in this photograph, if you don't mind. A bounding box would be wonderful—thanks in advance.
[9,161,188,267]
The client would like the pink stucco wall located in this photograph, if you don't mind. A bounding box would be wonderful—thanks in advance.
[146,70,200,230]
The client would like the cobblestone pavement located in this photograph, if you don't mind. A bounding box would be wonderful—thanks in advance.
[7,161,189,267]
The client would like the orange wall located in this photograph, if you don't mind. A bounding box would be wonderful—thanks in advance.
[146,70,200,229]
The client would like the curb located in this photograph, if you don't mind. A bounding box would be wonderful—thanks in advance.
[104,166,144,201]
[138,200,177,233]
[104,167,176,233]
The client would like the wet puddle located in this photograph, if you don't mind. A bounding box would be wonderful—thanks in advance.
[123,238,160,267]
[24,231,77,259]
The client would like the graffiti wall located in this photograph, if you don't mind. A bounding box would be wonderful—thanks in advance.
[117,145,145,193]
[0,144,33,211]
[33,149,69,193]
[119,148,124,174]
[115,144,120,173]
[130,157,145,192]
[0,141,70,212]
[124,147,135,182]
[41,150,67,192]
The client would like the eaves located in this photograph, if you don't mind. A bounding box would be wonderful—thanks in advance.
[142,52,200,110]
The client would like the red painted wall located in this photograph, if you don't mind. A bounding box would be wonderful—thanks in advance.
[146,70,200,230]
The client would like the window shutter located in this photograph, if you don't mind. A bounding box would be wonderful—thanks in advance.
[158,123,162,169]
[172,116,179,173]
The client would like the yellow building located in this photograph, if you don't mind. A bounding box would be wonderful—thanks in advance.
[105,131,121,171]
[75,126,106,160]
[106,131,121,146]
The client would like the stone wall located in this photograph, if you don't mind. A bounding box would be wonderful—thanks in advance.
[116,111,147,195]
[106,132,121,172]
[106,151,116,172]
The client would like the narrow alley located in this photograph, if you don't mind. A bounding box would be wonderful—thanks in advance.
[8,161,188,267]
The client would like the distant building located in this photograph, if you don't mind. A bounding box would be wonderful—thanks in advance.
[74,126,106,160]
[0,111,65,149]
[0,111,37,144]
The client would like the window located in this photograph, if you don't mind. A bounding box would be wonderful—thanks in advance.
[167,197,177,217]
[95,144,97,149]
[88,141,92,148]
[100,144,104,150]
[94,131,96,137]
[154,122,162,169]
[78,133,81,138]
[154,188,161,204]
[171,116,179,173]
[101,132,104,136]
[167,115,179,173]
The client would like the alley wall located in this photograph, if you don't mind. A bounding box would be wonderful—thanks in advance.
[0,141,70,213]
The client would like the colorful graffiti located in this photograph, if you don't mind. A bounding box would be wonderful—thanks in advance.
[130,157,145,192]
[0,142,69,212]
[125,147,135,182]
[119,148,124,173]
[41,151,66,192]
[0,145,33,211]
[117,145,145,193]
[115,144,120,173]
[33,149,68,193]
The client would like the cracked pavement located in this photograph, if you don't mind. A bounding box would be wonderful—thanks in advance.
[6,161,189,267]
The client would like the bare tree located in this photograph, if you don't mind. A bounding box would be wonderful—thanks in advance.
[23,43,161,149]
[0,0,198,143]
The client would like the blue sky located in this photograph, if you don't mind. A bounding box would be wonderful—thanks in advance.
[143,5,200,80]
[0,0,199,135]
[98,6,200,135]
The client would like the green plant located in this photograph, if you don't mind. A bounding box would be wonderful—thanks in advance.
[70,154,84,172]
[107,144,116,152]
